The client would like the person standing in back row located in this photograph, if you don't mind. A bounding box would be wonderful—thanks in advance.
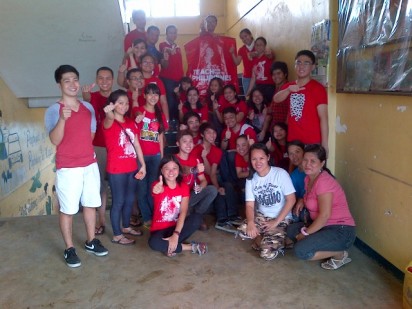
[45,65,108,268]
[124,9,147,52]
[273,50,328,154]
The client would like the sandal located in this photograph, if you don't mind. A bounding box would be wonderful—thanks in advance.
[122,228,143,236]
[95,225,105,235]
[130,217,143,227]
[191,241,208,256]
[111,235,135,246]
[321,251,352,270]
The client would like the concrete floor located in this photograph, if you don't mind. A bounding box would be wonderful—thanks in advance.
[0,213,403,309]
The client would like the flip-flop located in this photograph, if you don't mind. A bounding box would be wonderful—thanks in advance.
[95,226,105,235]
[122,228,143,236]
[111,236,135,246]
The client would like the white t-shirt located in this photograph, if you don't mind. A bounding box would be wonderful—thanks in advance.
[245,166,296,219]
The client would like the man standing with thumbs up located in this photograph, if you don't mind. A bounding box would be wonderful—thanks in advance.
[45,65,109,268]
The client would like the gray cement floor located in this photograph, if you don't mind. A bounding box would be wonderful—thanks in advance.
[0,213,402,309]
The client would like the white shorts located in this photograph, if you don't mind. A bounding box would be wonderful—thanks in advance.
[56,162,101,215]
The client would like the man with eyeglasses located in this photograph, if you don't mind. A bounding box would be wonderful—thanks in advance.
[273,50,328,156]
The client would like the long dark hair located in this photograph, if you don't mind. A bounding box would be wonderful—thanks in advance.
[247,143,271,180]
[184,86,203,110]
[271,122,288,151]
[205,77,224,109]
[158,155,183,186]
[247,87,268,114]
[144,83,165,134]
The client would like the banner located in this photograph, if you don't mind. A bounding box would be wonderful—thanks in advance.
[185,34,238,97]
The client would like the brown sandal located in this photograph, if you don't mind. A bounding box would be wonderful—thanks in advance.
[95,225,105,235]
[122,228,143,236]
[111,235,135,246]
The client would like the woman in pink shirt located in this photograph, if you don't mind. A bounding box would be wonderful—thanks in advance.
[287,144,356,270]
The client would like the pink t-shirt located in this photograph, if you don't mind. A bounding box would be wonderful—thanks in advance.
[304,172,355,226]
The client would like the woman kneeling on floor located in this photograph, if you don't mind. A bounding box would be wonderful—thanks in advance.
[148,155,208,257]
[239,143,296,260]
[286,144,356,270]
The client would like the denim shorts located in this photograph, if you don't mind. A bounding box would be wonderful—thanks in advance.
[288,224,356,260]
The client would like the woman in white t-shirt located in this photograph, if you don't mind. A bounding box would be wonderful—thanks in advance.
[238,143,296,260]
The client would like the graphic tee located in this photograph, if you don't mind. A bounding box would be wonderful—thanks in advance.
[151,182,190,231]
[245,166,295,218]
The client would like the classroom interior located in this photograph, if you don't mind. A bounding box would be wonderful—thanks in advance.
[0,0,410,308]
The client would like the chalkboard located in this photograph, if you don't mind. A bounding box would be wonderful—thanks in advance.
[0,0,125,107]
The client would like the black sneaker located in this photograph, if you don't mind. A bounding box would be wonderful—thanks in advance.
[64,247,81,268]
[85,238,108,256]
[215,221,238,234]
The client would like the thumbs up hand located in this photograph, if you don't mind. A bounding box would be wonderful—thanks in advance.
[152,175,164,194]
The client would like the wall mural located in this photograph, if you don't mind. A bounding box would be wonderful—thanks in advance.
[0,109,57,217]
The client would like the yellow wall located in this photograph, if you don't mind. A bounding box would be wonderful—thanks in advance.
[0,78,58,217]
[226,0,412,271]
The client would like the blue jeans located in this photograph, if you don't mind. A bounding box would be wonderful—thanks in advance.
[214,182,239,223]
[219,151,238,184]
[148,213,202,254]
[108,171,138,236]
[160,77,180,122]
[242,77,251,96]
[136,153,161,222]
[287,223,356,260]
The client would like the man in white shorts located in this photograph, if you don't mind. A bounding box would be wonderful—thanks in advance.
[45,65,108,268]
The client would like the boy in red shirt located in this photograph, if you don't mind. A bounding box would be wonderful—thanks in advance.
[175,130,217,230]
[45,65,108,268]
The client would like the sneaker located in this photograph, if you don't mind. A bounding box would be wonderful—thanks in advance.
[64,247,81,268]
[191,242,208,256]
[215,221,238,234]
[85,238,108,256]
[228,216,244,226]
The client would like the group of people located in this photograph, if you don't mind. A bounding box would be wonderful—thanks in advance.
[44,11,356,271]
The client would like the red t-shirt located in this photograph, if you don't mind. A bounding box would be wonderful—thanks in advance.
[192,144,223,184]
[151,181,190,232]
[159,41,184,82]
[53,102,96,169]
[182,104,209,123]
[135,106,168,155]
[238,45,255,78]
[103,118,139,174]
[252,54,274,85]
[221,124,257,150]
[272,143,289,171]
[89,91,108,147]
[219,99,248,123]
[283,79,328,144]
[126,90,145,118]
[124,29,146,52]
[235,153,249,172]
[175,154,204,189]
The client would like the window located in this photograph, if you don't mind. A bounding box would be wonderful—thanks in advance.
[125,0,200,19]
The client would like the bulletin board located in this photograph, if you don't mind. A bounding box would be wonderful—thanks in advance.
[337,0,412,94]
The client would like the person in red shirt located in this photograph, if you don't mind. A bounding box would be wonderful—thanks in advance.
[266,122,290,171]
[273,50,328,154]
[174,76,192,106]
[159,25,184,123]
[245,37,275,103]
[247,88,270,142]
[214,84,248,124]
[230,28,255,94]
[134,83,168,227]
[178,87,208,124]
[124,9,146,52]
[141,53,169,122]
[81,66,114,235]
[125,68,146,118]
[103,90,146,245]
[117,39,147,88]
[45,65,109,267]
[175,130,218,230]
[148,155,208,257]
[235,135,250,182]
[180,111,203,146]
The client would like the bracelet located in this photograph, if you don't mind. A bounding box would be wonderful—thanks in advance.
[173,230,180,236]
[300,227,309,236]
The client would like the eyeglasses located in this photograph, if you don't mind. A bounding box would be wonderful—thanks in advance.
[128,77,143,81]
[295,61,314,67]
[142,61,154,65]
